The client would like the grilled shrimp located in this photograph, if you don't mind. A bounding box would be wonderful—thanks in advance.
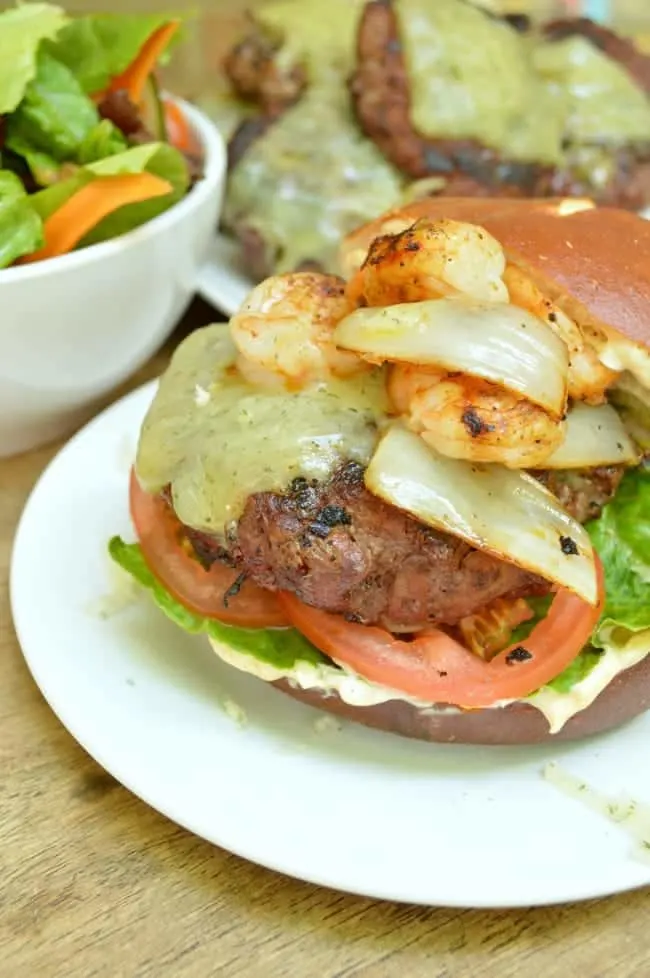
[347,218,509,307]
[387,365,565,469]
[503,265,618,403]
[230,272,365,388]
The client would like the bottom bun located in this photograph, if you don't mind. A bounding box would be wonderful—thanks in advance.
[270,653,650,745]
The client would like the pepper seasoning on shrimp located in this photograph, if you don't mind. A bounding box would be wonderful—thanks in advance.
[347,218,509,307]
[230,271,368,389]
[387,365,566,468]
[339,218,569,468]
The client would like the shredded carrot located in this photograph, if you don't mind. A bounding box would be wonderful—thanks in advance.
[163,97,193,153]
[108,20,180,105]
[23,172,172,262]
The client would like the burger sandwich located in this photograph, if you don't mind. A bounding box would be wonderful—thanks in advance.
[111,197,650,745]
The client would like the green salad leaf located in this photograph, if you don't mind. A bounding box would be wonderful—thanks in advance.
[587,466,650,640]
[2,134,60,186]
[109,538,328,671]
[520,466,650,697]
[0,3,68,114]
[27,143,184,249]
[78,142,188,246]
[5,50,99,162]
[48,13,182,94]
[0,169,43,267]
[77,119,128,165]
[543,646,605,694]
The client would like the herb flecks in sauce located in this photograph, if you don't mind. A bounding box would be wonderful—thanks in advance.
[253,0,363,86]
[397,0,565,164]
[135,326,389,534]
[397,0,650,169]
[224,86,403,276]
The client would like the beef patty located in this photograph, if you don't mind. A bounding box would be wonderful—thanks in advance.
[224,32,305,115]
[180,462,622,632]
[349,3,650,208]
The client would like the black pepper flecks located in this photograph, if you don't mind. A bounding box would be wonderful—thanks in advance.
[506,646,533,665]
[344,612,364,624]
[559,535,579,555]
[223,572,247,608]
[316,505,352,528]
[461,408,495,438]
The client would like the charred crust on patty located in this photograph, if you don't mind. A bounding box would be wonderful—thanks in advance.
[349,0,554,190]
[223,29,306,114]
[542,18,650,95]
[350,2,650,208]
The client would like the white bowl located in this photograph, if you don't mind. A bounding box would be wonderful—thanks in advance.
[0,97,226,458]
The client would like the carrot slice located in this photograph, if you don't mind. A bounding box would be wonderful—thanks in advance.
[23,172,172,262]
[108,21,180,105]
[163,97,193,153]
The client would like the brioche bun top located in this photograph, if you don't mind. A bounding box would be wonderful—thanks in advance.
[341,197,650,358]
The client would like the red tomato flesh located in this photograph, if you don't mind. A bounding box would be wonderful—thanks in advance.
[129,469,288,629]
[278,559,604,708]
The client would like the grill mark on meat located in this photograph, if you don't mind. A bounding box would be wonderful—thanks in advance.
[543,18,650,96]
[231,462,550,630]
[532,465,624,524]
[462,408,495,438]
[224,31,306,114]
[172,460,623,631]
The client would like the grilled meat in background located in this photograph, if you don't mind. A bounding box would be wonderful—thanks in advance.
[220,0,650,281]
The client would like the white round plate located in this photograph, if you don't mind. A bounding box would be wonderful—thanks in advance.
[196,233,252,316]
[10,381,650,908]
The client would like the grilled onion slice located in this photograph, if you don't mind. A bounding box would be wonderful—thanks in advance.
[334,297,569,417]
[365,424,598,605]
[543,402,639,469]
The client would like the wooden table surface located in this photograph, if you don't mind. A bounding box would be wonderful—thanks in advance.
[4,2,650,974]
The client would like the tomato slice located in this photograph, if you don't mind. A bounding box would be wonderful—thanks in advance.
[129,469,288,628]
[278,559,604,708]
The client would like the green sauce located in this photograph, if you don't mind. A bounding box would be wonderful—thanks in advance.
[533,36,650,146]
[398,0,650,166]
[224,0,650,277]
[397,0,565,164]
[135,326,389,534]
[223,86,403,276]
[254,0,363,85]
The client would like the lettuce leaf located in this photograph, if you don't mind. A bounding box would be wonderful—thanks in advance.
[0,3,68,113]
[108,538,328,671]
[48,13,182,94]
[28,143,184,247]
[511,468,650,698]
[108,466,650,702]
[0,169,43,267]
[78,143,188,246]
[76,119,129,166]
[587,466,650,641]
[5,50,99,162]
[2,134,60,186]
